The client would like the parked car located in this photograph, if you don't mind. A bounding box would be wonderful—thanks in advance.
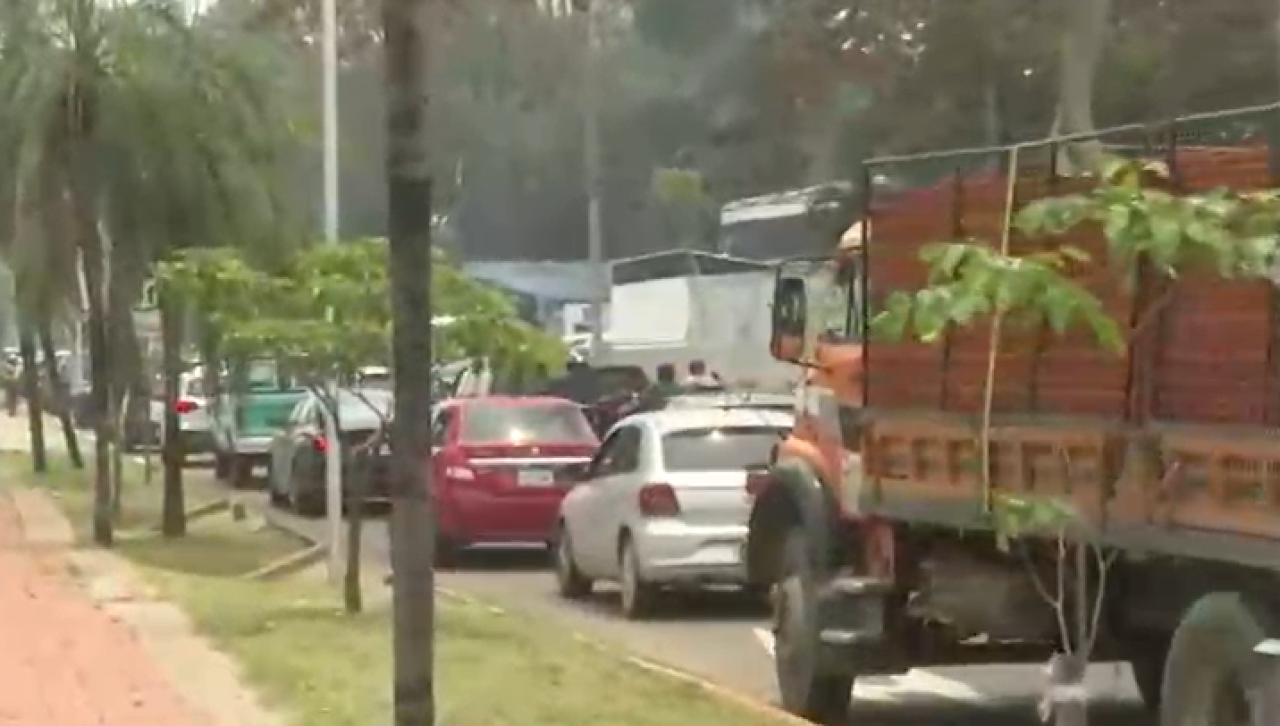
[149,369,215,459]
[266,388,393,515]
[553,407,793,619]
[211,359,308,487]
[431,396,599,562]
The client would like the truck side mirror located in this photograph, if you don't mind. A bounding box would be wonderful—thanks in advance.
[770,276,808,362]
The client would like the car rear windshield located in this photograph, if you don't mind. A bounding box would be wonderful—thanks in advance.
[461,402,596,444]
[661,426,783,472]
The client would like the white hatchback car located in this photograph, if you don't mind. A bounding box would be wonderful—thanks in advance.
[150,369,214,457]
[554,406,792,619]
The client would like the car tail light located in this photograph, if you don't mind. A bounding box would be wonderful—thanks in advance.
[745,470,772,498]
[313,436,330,453]
[175,399,199,415]
[637,483,680,518]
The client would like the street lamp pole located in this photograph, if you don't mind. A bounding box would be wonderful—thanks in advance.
[582,0,606,360]
[321,0,343,583]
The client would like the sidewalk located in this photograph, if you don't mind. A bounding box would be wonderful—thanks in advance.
[0,493,207,725]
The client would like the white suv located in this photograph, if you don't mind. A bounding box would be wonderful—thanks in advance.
[151,369,214,458]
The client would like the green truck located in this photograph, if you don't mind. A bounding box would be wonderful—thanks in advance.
[211,359,308,487]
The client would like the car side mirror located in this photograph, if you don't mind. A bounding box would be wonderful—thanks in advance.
[770,275,808,363]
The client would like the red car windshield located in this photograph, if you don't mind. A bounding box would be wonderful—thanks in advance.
[461,402,596,445]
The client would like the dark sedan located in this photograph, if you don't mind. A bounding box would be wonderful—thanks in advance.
[266,388,393,516]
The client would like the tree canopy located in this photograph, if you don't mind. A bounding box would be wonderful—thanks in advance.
[154,239,566,385]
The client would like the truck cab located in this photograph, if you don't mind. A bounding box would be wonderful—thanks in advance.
[211,359,308,487]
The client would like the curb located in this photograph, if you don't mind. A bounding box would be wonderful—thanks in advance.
[245,543,327,581]
[259,507,322,547]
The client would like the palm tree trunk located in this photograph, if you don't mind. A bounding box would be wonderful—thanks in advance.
[80,219,114,547]
[159,292,185,536]
[39,322,83,468]
[17,322,46,473]
[385,0,436,722]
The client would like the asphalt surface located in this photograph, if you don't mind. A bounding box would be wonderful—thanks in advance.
[242,488,1156,726]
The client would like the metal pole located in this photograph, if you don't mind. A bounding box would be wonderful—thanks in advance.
[321,0,343,583]
[583,0,606,360]
[322,0,340,244]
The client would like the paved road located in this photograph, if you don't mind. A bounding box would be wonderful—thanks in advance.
[248,493,1154,725]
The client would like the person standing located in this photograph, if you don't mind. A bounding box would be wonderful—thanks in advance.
[682,359,722,390]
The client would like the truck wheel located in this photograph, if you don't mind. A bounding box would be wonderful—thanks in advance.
[231,456,255,490]
[214,452,230,481]
[1160,593,1280,726]
[775,528,852,724]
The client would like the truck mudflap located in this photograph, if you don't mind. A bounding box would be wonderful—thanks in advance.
[745,458,838,586]
[1160,592,1280,726]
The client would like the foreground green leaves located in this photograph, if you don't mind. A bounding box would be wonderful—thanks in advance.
[872,242,1123,353]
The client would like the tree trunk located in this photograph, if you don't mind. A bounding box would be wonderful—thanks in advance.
[39,323,82,468]
[344,444,365,615]
[111,391,125,519]
[384,0,436,722]
[1054,0,1110,170]
[160,293,185,537]
[17,322,46,473]
[81,221,113,547]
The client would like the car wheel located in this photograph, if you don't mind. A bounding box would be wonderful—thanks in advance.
[266,464,288,507]
[435,534,460,569]
[231,455,255,490]
[555,525,593,600]
[289,458,325,517]
[618,536,658,620]
[213,451,230,481]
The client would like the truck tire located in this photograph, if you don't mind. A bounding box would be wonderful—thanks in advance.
[1160,593,1280,726]
[214,452,230,481]
[231,455,255,489]
[775,527,852,724]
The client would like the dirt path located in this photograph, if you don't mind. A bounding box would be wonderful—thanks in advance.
[0,492,207,725]
[0,479,282,726]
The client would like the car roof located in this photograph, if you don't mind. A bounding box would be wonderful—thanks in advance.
[663,392,793,408]
[439,395,579,410]
[622,407,793,434]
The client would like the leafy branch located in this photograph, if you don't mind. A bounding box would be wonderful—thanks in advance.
[871,242,1124,354]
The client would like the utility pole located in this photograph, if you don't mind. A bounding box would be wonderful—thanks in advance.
[321,0,344,582]
[582,0,606,359]
[384,0,436,724]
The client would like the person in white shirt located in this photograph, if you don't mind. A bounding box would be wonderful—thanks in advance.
[682,359,723,390]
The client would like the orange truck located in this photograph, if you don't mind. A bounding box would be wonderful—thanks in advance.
[745,112,1280,726]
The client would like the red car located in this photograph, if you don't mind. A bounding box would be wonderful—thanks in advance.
[430,396,599,561]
